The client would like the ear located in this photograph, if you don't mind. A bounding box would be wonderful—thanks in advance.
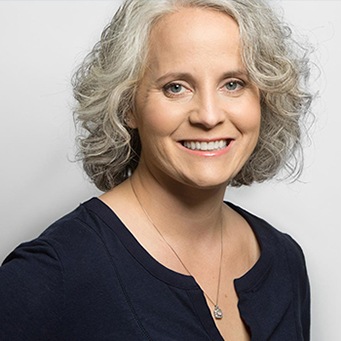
[125,110,138,129]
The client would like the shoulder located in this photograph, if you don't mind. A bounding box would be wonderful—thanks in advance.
[228,202,311,338]
[39,198,104,242]
[227,202,305,251]
[228,200,310,317]
[1,198,112,280]
[227,201,309,279]
[0,198,127,338]
[0,202,94,339]
[19,198,114,257]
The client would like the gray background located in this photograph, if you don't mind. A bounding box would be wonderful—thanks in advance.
[0,1,339,339]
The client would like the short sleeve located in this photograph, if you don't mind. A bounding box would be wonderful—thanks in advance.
[0,239,64,340]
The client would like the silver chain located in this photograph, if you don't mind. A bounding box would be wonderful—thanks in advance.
[130,178,224,319]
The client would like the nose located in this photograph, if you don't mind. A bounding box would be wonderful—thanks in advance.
[189,91,225,129]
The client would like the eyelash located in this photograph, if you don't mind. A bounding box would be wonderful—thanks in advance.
[162,83,187,98]
[224,80,245,92]
[162,79,245,98]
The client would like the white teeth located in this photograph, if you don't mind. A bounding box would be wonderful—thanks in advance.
[183,140,228,151]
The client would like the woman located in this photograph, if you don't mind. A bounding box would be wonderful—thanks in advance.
[0,0,312,340]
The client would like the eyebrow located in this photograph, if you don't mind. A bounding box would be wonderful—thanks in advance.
[221,70,249,79]
[155,69,249,85]
[155,72,195,85]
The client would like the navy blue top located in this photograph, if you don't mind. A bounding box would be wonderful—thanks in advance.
[0,198,310,340]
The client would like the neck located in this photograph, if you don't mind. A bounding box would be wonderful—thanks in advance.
[130,167,227,242]
[129,170,226,320]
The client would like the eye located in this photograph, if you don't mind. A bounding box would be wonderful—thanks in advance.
[163,83,188,97]
[224,80,244,92]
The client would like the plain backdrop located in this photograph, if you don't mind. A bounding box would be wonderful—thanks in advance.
[0,1,340,340]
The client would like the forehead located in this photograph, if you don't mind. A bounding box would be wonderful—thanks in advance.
[148,7,241,72]
[147,7,241,65]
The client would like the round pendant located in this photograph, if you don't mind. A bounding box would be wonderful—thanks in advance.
[214,305,223,319]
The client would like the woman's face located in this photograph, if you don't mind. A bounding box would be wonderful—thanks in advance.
[130,7,261,189]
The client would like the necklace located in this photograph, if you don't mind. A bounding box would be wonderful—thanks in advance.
[130,178,224,320]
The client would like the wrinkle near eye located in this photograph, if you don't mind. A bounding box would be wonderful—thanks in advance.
[162,82,191,98]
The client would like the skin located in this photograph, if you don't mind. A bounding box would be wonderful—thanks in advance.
[101,7,261,340]
[130,8,261,192]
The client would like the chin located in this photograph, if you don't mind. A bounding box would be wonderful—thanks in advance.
[181,175,231,191]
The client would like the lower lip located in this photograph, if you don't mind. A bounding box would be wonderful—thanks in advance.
[179,141,234,157]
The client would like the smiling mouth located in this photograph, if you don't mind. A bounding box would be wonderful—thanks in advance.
[182,140,231,151]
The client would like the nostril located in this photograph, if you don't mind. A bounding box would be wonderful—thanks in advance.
[189,109,225,129]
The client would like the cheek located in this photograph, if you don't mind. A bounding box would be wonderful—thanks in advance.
[234,102,261,137]
[251,109,261,136]
[137,101,185,137]
[246,95,261,132]
[226,88,261,132]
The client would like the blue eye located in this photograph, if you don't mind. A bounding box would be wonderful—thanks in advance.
[162,82,190,99]
[224,80,243,92]
[164,83,184,94]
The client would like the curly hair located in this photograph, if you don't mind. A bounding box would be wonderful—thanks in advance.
[72,0,313,191]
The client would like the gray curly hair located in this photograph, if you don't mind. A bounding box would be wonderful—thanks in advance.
[72,0,313,192]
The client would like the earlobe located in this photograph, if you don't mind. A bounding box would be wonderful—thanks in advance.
[125,110,138,129]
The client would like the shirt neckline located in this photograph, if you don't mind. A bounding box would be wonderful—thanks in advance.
[83,197,273,293]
